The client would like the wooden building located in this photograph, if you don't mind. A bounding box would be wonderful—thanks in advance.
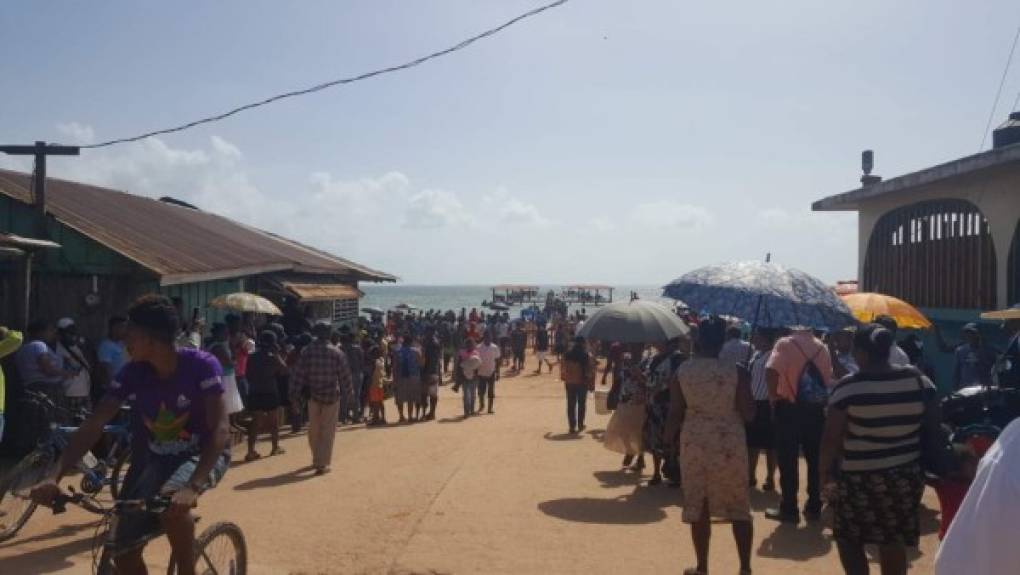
[0,169,395,340]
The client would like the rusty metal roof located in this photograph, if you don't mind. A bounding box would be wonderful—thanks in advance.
[282,282,363,301]
[0,169,396,285]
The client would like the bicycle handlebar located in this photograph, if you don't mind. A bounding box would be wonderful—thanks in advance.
[50,487,171,516]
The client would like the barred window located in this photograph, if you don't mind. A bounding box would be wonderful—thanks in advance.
[863,199,997,310]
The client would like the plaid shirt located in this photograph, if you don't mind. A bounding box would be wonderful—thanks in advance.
[290,340,351,405]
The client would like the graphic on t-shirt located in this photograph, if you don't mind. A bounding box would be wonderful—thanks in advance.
[143,403,198,455]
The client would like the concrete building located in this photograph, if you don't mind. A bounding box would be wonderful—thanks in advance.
[813,112,1020,386]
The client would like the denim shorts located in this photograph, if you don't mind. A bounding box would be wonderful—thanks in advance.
[110,450,230,553]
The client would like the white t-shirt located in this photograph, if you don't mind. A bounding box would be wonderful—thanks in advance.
[496,322,509,339]
[936,419,1020,575]
[718,338,751,366]
[890,344,911,367]
[56,342,91,398]
[476,343,501,377]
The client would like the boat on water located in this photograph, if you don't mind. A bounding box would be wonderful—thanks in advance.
[559,285,614,306]
[485,285,541,308]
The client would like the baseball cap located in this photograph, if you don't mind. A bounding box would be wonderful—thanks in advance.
[56,317,75,330]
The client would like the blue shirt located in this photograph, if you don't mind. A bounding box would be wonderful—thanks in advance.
[97,338,129,379]
[14,340,63,386]
[954,343,997,390]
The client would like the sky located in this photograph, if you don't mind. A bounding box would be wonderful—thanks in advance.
[2,0,1020,286]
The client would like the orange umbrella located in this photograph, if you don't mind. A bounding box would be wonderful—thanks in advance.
[840,292,932,330]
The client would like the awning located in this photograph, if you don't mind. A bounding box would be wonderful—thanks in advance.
[282,282,363,302]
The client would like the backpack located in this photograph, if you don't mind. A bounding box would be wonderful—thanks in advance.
[793,341,828,404]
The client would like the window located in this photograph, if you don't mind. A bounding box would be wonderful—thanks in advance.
[863,199,997,309]
[332,298,358,324]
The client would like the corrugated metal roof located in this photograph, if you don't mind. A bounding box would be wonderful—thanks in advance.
[0,169,396,285]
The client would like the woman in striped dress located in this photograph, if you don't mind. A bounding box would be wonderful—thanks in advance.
[820,323,939,575]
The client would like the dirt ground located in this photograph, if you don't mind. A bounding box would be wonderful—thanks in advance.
[0,352,940,574]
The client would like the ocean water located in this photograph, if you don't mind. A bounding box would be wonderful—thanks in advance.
[360,285,671,315]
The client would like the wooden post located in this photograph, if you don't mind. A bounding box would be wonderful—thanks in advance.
[0,142,79,327]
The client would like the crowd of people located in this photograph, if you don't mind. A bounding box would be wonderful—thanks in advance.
[3,291,1020,574]
[585,310,1020,575]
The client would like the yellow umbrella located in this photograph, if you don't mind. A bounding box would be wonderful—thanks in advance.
[208,292,282,315]
[840,292,932,330]
[981,305,1020,321]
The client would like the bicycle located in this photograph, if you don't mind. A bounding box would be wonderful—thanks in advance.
[49,486,247,575]
[0,390,132,542]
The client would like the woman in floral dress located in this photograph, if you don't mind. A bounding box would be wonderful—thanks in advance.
[603,343,649,470]
[666,317,755,575]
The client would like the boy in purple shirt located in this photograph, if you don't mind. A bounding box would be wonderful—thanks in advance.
[32,295,230,575]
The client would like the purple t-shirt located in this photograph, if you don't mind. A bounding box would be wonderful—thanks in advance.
[108,348,224,457]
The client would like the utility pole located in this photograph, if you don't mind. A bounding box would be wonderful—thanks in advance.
[0,141,79,328]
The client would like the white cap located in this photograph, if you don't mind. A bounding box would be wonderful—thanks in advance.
[56,317,75,330]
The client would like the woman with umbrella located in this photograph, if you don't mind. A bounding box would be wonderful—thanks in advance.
[665,316,756,575]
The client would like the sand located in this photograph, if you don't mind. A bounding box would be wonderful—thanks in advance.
[0,353,940,574]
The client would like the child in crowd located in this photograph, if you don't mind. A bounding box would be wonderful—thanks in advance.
[367,346,387,426]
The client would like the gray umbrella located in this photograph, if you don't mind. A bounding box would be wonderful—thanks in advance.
[577,299,691,343]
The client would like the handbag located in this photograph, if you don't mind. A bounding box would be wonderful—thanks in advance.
[915,375,958,478]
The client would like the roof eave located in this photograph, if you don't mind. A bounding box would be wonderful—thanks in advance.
[813,142,1020,212]
[160,263,295,287]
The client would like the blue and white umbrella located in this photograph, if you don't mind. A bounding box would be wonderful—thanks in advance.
[662,261,857,330]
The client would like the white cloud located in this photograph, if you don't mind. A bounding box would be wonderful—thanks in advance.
[499,198,551,226]
[629,200,713,230]
[210,135,242,161]
[403,189,474,229]
[588,215,616,232]
[56,122,95,144]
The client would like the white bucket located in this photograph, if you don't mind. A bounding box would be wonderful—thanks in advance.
[594,388,611,415]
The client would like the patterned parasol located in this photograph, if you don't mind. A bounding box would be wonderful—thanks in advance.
[662,261,857,330]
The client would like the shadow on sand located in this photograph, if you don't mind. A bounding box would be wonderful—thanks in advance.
[0,534,94,574]
[758,521,832,561]
[543,432,583,441]
[538,474,680,525]
[233,465,319,491]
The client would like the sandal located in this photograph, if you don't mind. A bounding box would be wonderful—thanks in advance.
[244,452,261,462]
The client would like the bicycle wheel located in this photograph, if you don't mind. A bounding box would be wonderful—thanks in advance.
[96,547,116,575]
[0,450,54,542]
[108,447,132,500]
[167,521,247,575]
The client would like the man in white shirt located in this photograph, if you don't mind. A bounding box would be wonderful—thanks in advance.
[476,330,501,414]
[55,318,91,412]
[874,315,912,367]
[936,418,1020,575]
[719,325,752,366]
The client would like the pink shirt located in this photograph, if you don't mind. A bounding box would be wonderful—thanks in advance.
[766,330,834,403]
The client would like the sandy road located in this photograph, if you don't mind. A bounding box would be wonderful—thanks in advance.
[0,356,940,574]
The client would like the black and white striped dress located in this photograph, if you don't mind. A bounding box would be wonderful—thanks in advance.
[828,367,936,545]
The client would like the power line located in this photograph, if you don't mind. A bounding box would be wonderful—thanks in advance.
[980,25,1020,151]
[80,0,570,149]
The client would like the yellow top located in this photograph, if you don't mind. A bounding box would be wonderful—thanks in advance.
[0,329,24,413]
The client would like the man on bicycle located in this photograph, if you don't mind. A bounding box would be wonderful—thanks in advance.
[31,294,231,575]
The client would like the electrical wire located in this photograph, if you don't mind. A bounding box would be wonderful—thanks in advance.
[80,0,570,149]
[980,26,1020,151]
